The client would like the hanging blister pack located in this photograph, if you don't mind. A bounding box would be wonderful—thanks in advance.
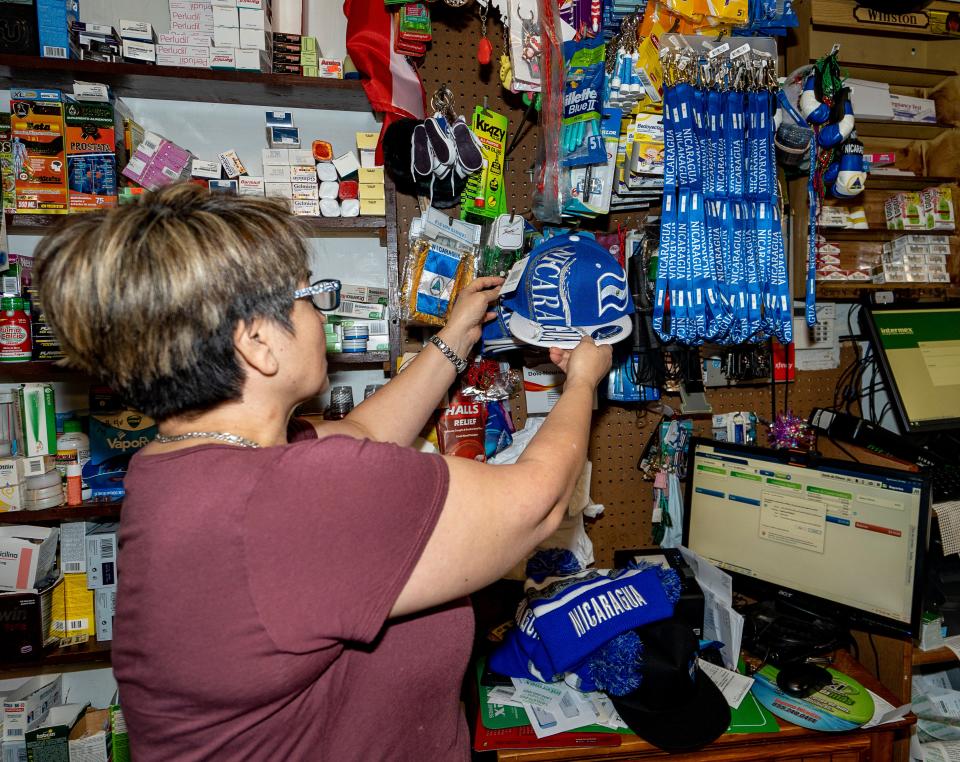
[561,36,607,168]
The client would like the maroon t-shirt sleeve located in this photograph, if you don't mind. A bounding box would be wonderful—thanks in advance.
[243,435,450,652]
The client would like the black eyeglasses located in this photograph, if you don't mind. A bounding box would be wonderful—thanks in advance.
[294,279,341,312]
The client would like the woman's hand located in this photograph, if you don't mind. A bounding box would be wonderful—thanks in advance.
[549,338,613,390]
[439,276,504,357]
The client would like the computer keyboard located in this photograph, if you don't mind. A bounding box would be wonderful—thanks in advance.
[931,465,960,503]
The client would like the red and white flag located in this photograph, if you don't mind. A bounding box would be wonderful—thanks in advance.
[344,0,426,162]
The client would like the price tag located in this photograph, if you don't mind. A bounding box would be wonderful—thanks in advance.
[494,213,525,250]
[730,43,751,60]
[500,255,529,296]
[707,42,730,60]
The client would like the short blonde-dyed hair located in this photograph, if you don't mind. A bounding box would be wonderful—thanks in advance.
[35,183,311,420]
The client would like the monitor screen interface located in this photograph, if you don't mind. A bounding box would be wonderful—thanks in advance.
[684,441,927,634]
[864,305,960,433]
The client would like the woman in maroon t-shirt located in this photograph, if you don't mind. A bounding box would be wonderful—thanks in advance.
[34,183,611,760]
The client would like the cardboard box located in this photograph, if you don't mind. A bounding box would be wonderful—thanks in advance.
[239,28,270,50]
[340,284,388,306]
[84,398,157,501]
[209,46,236,69]
[291,198,320,216]
[17,384,56,457]
[261,148,289,166]
[237,176,264,195]
[234,46,269,71]
[50,572,95,639]
[0,113,15,212]
[37,0,78,59]
[266,126,300,148]
[93,586,115,642]
[208,179,238,194]
[155,44,211,68]
[25,703,87,761]
[190,159,221,180]
[358,167,384,184]
[212,6,239,27]
[109,706,130,762]
[287,148,313,165]
[332,151,360,178]
[218,149,246,178]
[238,7,270,29]
[119,19,154,41]
[3,674,62,741]
[359,198,385,216]
[85,524,118,589]
[846,78,893,121]
[890,93,937,124]
[66,155,117,211]
[264,182,292,198]
[0,485,24,513]
[0,577,59,661]
[10,89,68,213]
[358,182,385,201]
[289,165,316,183]
[68,708,111,762]
[213,26,240,48]
[263,164,290,182]
[158,31,210,46]
[0,526,58,592]
[330,301,386,320]
[523,364,565,415]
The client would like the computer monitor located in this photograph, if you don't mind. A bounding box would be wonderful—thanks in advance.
[683,438,930,638]
[860,300,960,434]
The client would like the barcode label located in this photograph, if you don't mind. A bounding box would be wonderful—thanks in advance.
[63,562,82,573]
[99,538,115,559]
[25,460,44,476]
[2,277,17,294]
[43,46,67,58]
[161,166,180,180]
[67,618,88,631]
[6,729,22,737]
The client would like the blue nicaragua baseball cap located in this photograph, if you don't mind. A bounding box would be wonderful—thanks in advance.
[500,233,635,349]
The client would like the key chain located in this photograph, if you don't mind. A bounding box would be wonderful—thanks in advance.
[477,2,493,65]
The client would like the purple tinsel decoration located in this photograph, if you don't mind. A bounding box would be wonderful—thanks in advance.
[526,548,582,582]
[769,412,816,451]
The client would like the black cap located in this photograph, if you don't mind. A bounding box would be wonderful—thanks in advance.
[610,620,731,753]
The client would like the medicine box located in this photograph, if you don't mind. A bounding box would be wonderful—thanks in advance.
[94,586,115,642]
[238,7,270,29]
[212,5,239,27]
[85,402,157,501]
[37,0,78,58]
[68,708,112,762]
[265,182,292,198]
[0,114,15,212]
[210,46,236,69]
[0,526,58,592]
[121,40,156,63]
[119,20,155,41]
[340,284,389,306]
[25,703,87,762]
[360,198,386,216]
[262,148,289,166]
[85,524,118,590]
[266,126,301,148]
[10,89,68,213]
[213,26,240,48]
[0,577,60,661]
[0,455,57,489]
[330,301,387,320]
[332,151,360,178]
[890,93,937,123]
[234,46,269,71]
[3,674,62,741]
[524,365,565,415]
[17,384,56,457]
[50,572,95,639]
[238,176,264,195]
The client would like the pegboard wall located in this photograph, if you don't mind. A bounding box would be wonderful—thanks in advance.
[394,12,856,568]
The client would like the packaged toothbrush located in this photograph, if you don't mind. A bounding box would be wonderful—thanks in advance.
[560,36,607,168]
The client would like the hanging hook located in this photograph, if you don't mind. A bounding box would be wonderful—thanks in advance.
[510,207,516,223]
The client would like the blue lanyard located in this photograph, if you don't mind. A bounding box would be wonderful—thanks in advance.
[805,137,818,326]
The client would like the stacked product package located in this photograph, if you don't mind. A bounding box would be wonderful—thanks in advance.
[872,235,952,285]
[326,284,390,356]
[886,186,956,232]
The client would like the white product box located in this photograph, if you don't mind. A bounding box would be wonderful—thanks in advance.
[238,27,270,50]
[212,0,237,6]
[367,335,390,351]
[0,526,58,592]
[238,176,264,195]
[191,158,222,179]
[156,44,211,68]
[121,40,156,63]
[119,20,154,41]
[234,46,269,71]
[168,13,215,35]
[261,148,289,166]
[332,151,360,178]
[158,31,211,46]
[523,364,565,415]
[291,181,319,199]
[0,484,23,512]
[289,165,317,183]
[263,164,291,182]
[340,284,389,305]
[85,526,118,590]
[292,198,320,216]
[94,586,115,642]
[237,0,268,8]
[60,522,89,574]
[212,5,239,27]
[265,182,293,198]
[3,675,62,742]
[218,149,247,178]
[0,455,56,488]
[213,26,240,48]
[846,78,893,120]
[287,148,314,166]
[238,7,270,29]
[890,93,937,123]
[330,301,387,320]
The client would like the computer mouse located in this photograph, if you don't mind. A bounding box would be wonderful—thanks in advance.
[776,662,833,699]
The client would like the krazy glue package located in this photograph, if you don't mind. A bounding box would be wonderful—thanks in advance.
[85,388,157,501]
[10,88,69,214]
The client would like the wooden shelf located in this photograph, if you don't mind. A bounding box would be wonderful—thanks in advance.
[817,228,957,242]
[865,175,957,191]
[327,351,389,366]
[6,211,387,239]
[855,119,951,140]
[0,640,111,676]
[810,0,960,39]
[824,60,958,89]
[0,362,85,383]
[815,282,954,300]
[0,503,121,523]
[0,54,370,111]
[913,645,957,667]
